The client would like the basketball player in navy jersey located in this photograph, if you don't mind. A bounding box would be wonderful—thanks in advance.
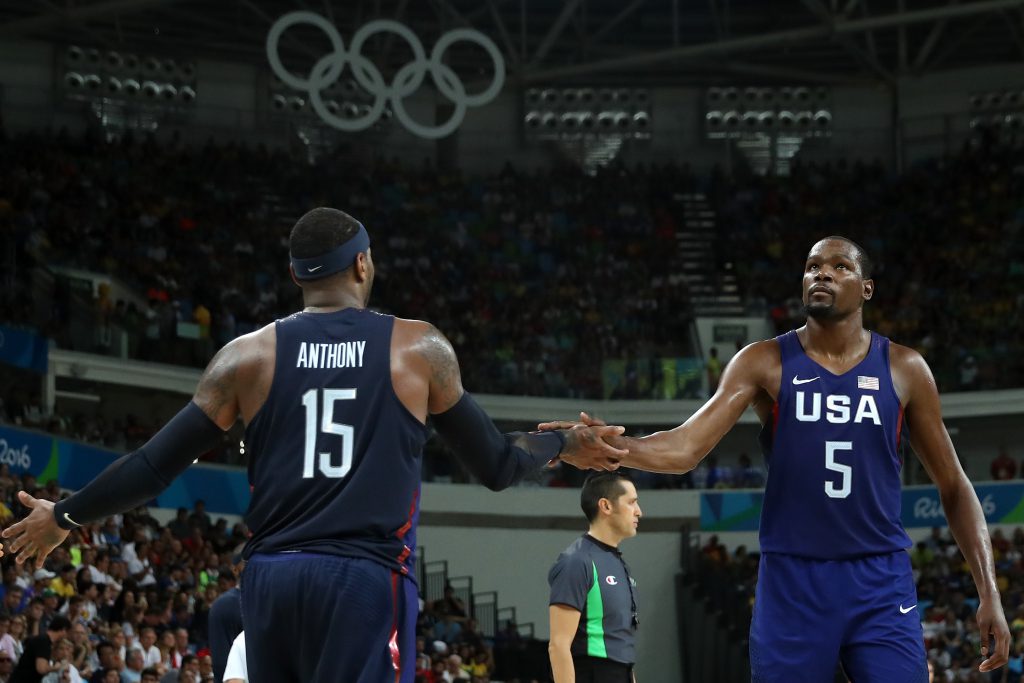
[548,236,1010,681]
[0,208,626,683]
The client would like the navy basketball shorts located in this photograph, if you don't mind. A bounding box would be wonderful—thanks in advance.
[749,551,927,683]
[241,552,419,683]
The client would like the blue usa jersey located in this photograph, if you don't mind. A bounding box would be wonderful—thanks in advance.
[759,330,911,559]
[242,308,429,577]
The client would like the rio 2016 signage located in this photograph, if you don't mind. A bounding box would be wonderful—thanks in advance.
[701,484,1024,532]
[266,12,506,139]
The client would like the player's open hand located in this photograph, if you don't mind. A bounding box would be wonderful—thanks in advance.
[0,491,70,569]
[977,597,1010,672]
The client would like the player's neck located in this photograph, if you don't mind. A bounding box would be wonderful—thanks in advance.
[802,313,868,359]
[302,288,366,312]
[588,525,622,548]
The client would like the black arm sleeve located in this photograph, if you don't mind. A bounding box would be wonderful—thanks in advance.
[430,392,564,491]
[53,402,225,529]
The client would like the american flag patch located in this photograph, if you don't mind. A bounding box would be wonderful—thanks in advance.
[858,376,880,390]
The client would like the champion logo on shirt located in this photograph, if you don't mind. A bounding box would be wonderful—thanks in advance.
[605,576,619,586]
[858,375,880,390]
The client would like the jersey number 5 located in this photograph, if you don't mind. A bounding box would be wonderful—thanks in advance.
[301,388,356,479]
[824,441,852,499]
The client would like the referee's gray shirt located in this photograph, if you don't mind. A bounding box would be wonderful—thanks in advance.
[548,533,638,665]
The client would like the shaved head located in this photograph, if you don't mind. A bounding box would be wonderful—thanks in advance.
[809,236,873,279]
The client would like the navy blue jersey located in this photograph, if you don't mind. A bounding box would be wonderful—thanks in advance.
[759,330,911,559]
[243,308,429,577]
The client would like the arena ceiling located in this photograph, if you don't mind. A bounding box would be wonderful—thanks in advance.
[0,0,1023,87]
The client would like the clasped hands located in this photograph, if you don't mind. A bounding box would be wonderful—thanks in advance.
[540,411,628,471]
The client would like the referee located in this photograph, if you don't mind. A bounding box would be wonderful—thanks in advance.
[548,472,642,683]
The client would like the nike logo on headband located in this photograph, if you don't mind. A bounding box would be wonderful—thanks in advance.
[307,265,324,273]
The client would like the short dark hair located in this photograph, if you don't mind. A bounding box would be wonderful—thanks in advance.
[816,235,873,279]
[581,472,631,523]
[289,207,363,259]
[47,615,71,633]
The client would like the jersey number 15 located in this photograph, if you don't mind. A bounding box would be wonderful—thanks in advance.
[301,388,356,479]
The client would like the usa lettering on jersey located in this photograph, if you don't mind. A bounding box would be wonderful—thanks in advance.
[794,391,882,425]
[296,341,366,369]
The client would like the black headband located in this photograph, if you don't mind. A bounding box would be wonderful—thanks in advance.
[290,223,370,281]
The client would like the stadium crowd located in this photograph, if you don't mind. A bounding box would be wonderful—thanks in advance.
[0,125,690,401]
[0,465,539,683]
[3,126,1021,400]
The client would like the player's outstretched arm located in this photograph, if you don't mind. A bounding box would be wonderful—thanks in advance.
[541,341,773,474]
[897,345,1009,672]
[411,323,627,489]
[0,339,246,568]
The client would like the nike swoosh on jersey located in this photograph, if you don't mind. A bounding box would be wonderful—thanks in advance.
[899,604,917,614]
[792,376,820,385]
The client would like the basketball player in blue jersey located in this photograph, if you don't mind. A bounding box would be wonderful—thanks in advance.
[0,207,626,683]
[548,236,1010,681]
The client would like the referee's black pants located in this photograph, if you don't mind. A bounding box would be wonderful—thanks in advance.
[572,655,634,683]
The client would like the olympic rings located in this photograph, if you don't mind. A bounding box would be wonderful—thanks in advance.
[266,12,506,139]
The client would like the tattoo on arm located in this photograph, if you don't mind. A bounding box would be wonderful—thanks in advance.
[418,325,464,413]
[193,343,241,427]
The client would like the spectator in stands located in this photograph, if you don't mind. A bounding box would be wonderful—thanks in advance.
[698,455,730,490]
[194,657,211,683]
[992,446,1017,480]
[910,542,935,569]
[91,642,121,683]
[86,553,117,592]
[166,512,190,541]
[43,638,82,683]
[50,570,74,601]
[11,615,70,683]
[170,631,190,663]
[442,654,469,682]
[0,651,13,683]
[121,649,144,683]
[733,453,764,488]
[0,618,16,661]
[158,654,197,683]
[7,618,24,659]
[133,630,159,670]
[433,586,468,644]
[185,504,208,536]
[0,589,22,620]
[67,625,88,675]
[701,535,728,565]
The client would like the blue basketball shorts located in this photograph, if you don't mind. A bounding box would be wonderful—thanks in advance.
[749,551,927,683]
[241,552,419,683]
